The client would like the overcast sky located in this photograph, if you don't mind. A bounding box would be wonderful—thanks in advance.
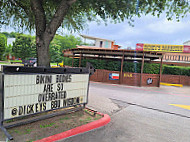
[2,13,190,49]
[80,14,190,49]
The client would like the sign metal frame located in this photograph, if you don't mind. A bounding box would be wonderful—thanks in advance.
[0,65,94,140]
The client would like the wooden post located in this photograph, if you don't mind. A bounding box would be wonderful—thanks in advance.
[79,53,82,67]
[120,52,124,84]
[72,57,74,67]
[140,53,145,87]
[159,56,163,87]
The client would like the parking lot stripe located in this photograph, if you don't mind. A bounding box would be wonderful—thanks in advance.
[170,104,190,110]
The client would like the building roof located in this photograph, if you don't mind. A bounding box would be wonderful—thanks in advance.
[80,34,115,42]
[184,40,190,45]
[151,60,190,66]
[77,45,118,50]
[63,47,163,62]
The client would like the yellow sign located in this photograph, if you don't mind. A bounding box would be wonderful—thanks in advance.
[124,73,133,77]
[143,44,184,52]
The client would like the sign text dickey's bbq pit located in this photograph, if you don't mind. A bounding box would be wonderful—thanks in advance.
[0,65,95,140]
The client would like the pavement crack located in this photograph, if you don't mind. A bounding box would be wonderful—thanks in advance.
[110,98,190,119]
[109,99,127,115]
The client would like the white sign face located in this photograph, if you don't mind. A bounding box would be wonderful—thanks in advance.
[3,74,89,119]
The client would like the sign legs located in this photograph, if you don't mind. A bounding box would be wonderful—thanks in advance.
[0,122,13,140]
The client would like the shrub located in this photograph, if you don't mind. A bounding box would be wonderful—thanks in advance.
[0,34,7,60]
[163,65,190,76]
[63,58,190,76]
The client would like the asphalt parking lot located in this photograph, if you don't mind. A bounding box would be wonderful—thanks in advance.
[62,82,190,142]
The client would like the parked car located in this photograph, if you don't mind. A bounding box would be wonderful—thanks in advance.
[22,58,37,67]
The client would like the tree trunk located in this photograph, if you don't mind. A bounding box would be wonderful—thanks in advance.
[36,36,50,67]
[31,0,77,67]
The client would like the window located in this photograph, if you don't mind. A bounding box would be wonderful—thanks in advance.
[100,41,103,47]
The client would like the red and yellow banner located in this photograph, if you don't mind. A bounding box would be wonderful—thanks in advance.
[136,43,190,53]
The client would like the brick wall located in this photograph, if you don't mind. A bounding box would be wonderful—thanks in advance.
[90,69,190,87]
[161,74,190,86]
[179,76,190,86]
[90,69,120,84]
[141,74,159,87]
[90,69,160,87]
[121,72,140,86]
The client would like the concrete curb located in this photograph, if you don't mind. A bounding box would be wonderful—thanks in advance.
[35,111,111,142]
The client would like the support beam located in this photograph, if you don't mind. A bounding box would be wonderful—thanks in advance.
[120,52,124,84]
[140,53,145,87]
[72,57,74,67]
[79,53,82,67]
[158,56,163,87]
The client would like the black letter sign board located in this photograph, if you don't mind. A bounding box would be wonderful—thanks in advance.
[0,65,93,140]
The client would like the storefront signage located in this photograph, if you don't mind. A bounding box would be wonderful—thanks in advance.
[124,73,133,77]
[136,43,190,53]
[0,65,94,140]
[3,74,88,119]
[0,66,91,120]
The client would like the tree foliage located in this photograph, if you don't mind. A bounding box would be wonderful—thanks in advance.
[1,0,190,66]
[50,34,82,63]
[1,0,189,31]
[4,32,82,62]
[65,58,190,76]
[1,32,18,38]
[52,34,82,50]
[12,34,36,59]
[0,33,7,60]
[3,44,12,59]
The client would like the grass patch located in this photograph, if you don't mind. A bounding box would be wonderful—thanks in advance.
[80,116,92,124]
[26,140,33,142]
[59,116,70,123]
[0,62,10,65]
[14,129,22,135]
[86,117,92,121]
[94,117,100,120]
[0,109,103,141]
[50,63,58,66]
[5,119,14,123]
[54,125,59,128]
[10,60,22,63]
[24,129,32,134]
[60,116,69,120]
[40,122,55,128]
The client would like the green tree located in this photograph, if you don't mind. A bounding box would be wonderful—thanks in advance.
[59,35,82,50]
[12,34,35,59]
[49,40,62,63]
[49,34,82,63]
[0,33,7,60]
[3,44,12,59]
[31,36,37,58]
[1,0,189,66]
[1,32,9,37]
[9,32,17,38]
[56,35,82,50]
[1,32,17,38]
